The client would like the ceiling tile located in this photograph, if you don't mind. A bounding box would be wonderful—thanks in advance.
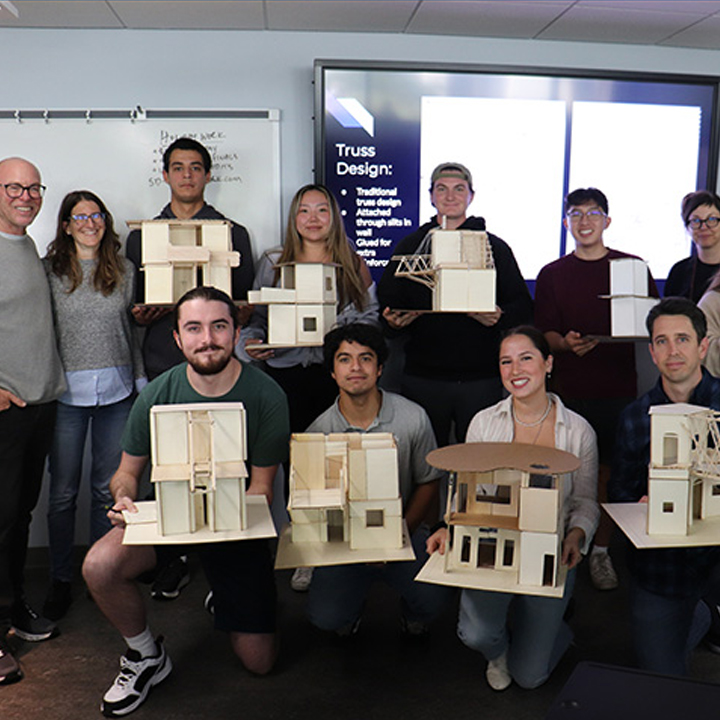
[0,0,121,28]
[408,1,572,38]
[661,14,720,49]
[538,5,707,44]
[110,0,265,31]
[578,1,720,15]
[267,0,417,33]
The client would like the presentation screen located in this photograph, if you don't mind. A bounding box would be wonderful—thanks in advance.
[315,61,718,282]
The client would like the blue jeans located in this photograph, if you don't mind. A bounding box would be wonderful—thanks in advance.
[47,398,132,582]
[457,569,576,689]
[308,526,454,631]
[630,581,711,676]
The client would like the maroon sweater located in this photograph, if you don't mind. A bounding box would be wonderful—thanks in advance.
[534,249,658,400]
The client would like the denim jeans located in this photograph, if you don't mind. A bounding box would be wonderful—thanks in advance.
[630,580,711,676]
[308,525,454,631]
[457,569,576,689]
[47,397,132,582]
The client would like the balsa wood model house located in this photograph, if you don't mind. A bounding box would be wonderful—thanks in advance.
[275,432,416,568]
[121,402,277,546]
[646,404,720,536]
[150,403,249,536]
[606,258,658,338]
[247,262,338,347]
[127,219,239,305]
[393,228,496,312]
[416,443,580,598]
[604,403,720,549]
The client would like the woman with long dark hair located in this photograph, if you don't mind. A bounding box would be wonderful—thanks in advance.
[42,190,144,620]
[428,326,598,690]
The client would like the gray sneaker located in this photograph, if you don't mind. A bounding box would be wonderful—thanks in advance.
[290,567,313,592]
[589,551,619,591]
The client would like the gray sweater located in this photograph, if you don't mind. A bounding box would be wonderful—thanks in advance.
[44,257,144,378]
[0,231,65,404]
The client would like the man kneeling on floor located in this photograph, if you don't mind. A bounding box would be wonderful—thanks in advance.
[306,323,453,636]
[82,286,289,717]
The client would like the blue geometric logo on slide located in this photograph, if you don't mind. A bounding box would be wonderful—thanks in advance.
[328,95,375,137]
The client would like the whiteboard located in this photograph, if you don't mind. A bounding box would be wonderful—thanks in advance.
[0,109,281,261]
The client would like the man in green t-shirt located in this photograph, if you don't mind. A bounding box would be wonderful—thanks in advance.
[82,286,289,718]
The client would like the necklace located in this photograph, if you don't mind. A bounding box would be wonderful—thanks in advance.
[512,396,552,428]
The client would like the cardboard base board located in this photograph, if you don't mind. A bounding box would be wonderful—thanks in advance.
[414,551,567,598]
[603,502,720,548]
[122,496,276,545]
[274,522,415,569]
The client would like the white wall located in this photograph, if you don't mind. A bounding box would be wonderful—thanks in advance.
[11,26,715,546]
[5,27,720,223]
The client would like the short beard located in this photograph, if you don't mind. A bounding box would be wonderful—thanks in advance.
[187,350,234,376]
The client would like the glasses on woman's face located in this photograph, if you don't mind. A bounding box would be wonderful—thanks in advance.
[687,216,720,230]
[70,212,106,224]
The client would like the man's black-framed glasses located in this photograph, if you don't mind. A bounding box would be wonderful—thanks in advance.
[1,183,46,199]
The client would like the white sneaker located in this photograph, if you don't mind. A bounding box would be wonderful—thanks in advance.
[291,567,314,592]
[589,551,619,591]
[486,652,512,691]
[101,636,172,717]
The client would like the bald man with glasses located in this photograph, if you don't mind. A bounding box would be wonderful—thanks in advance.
[0,158,65,685]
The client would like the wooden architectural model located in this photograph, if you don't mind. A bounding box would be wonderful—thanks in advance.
[606,258,658,337]
[127,219,239,304]
[646,404,720,535]
[393,228,496,312]
[275,432,416,568]
[416,443,580,598]
[150,402,249,536]
[247,262,338,347]
[288,432,402,549]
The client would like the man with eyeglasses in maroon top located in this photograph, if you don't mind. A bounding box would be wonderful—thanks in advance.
[534,187,658,594]
[0,158,65,685]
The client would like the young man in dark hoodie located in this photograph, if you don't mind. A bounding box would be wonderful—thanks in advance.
[378,162,532,447]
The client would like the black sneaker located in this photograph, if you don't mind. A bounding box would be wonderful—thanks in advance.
[0,632,22,685]
[150,556,189,601]
[11,598,58,642]
[101,636,172,717]
[43,580,73,621]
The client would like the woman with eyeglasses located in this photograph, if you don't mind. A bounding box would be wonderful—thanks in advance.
[41,190,145,621]
[666,190,720,303]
